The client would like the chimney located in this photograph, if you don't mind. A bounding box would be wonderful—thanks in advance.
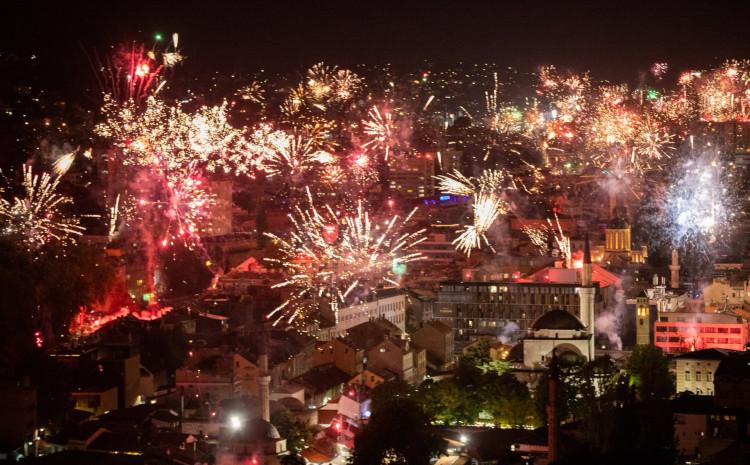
[547,350,559,463]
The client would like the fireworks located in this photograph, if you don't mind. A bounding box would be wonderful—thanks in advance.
[696,60,750,122]
[52,151,76,176]
[264,189,425,326]
[453,191,504,255]
[97,96,254,175]
[363,106,397,160]
[256,128,334,179]
[92,35,182,104]
[236,80,265,104]
[306,62,363,104]
[665,155,729,247]
[0,165,84,251]
[521,214,571,265]
[435,170,515,255]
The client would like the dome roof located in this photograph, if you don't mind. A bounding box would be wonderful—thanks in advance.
[531,310,585,331]
[243,418,281,441]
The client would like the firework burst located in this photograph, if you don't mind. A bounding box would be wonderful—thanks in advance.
[0,165,84,251]
[363,106,398,160]
[435,170,515,255]
[264,190,425,326]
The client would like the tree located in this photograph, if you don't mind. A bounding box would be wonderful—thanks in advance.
[271,410,309,454]
[626,345,674,402]
[416,379,467,425]
[350,396,445,465]
[370,380,414,414]
[482,372,536,427]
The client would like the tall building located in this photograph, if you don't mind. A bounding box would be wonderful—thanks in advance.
[388,153,435,198]
[434,249,603,355]
[201,180,233,236]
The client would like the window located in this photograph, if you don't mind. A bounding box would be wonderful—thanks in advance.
[707,372,712,382]
[696,372,702,382]
[685,371,691,381]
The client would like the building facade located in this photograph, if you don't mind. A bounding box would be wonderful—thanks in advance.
[654,312,749,353]
[674,349,734,395]
[433,280,602,353]
[317,288,407,340]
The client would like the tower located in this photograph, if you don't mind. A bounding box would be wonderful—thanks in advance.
[669,249,680,289]
[636,291,651,346]
[604,204,631,253]
[579,233,596,359]
[257,331,271,423]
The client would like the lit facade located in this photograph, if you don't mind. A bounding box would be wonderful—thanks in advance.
[317,288,407,340]
[654,315,748,353]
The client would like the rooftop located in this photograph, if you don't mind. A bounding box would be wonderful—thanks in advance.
[531,309,585,331]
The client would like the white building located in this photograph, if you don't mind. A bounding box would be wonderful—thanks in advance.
[317,288,407,340]
[674,349,735,396]
[522,310,592,368]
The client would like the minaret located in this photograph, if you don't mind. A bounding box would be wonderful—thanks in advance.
[579,233,596,360]
[669,249,680,290]
[258,331,271,423]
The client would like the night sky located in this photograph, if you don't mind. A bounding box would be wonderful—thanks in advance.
[4,0,750,91]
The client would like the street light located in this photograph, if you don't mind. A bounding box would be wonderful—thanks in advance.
[229,414,243,431]
[460,434,468,444]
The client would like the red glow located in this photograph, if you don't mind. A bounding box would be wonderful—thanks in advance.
[33,331,44,348]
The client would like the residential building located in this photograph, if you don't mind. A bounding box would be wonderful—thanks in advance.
[175,349,261,405]
[715,352,750,411]
[345,320,426,384]
[312,338,364,376]
[317,288,407,340]
[412,321,455,371]
[412,233,458,265]
[674,349,735,395]
[70,386,118,416]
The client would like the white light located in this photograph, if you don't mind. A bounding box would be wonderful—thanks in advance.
[229,414,242,431]
[460,434,468,443]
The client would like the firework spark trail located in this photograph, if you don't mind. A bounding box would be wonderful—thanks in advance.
[435,170,516,255]
[522,225,549,255]
[548,213,572,267]
[0,165,84,251]
[97,96,256,177]
[362,106,396,160]
[52,150,76,176]
[453,191,504,256]
[264,189,425,326]
[256,129,334,179]
[665,155,729,249]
